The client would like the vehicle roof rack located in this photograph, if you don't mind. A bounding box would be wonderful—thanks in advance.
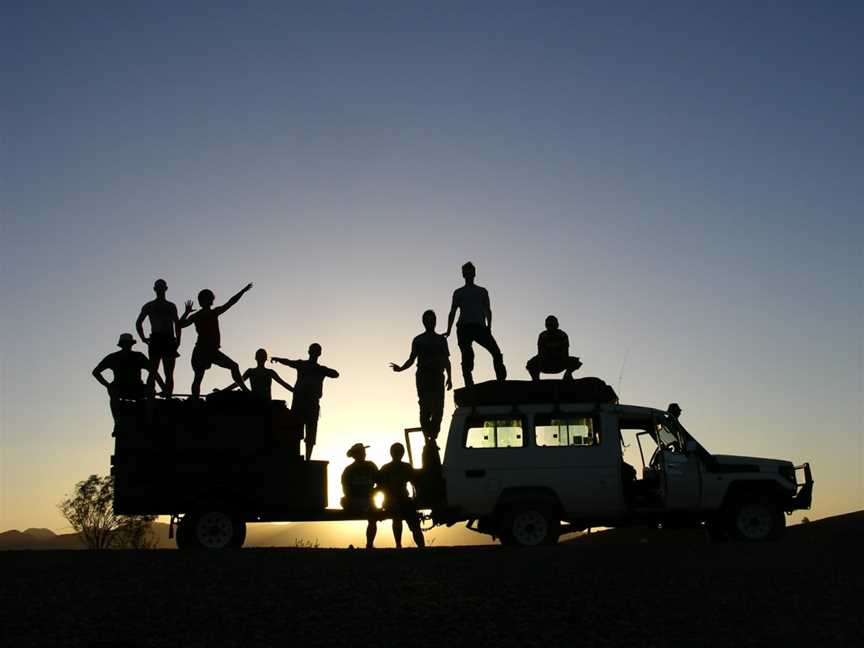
[453,378,618,408]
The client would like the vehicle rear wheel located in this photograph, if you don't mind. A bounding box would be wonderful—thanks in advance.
[501,507,560,547]
[729,499,785,542]
[180,508,246,550]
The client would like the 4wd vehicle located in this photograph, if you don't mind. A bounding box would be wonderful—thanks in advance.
[413,379,813,546]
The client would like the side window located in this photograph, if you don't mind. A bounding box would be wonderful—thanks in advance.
[465,418,524,448]
[535,415,599,447]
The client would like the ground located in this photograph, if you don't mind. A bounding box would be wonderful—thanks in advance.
[2,513,861,647]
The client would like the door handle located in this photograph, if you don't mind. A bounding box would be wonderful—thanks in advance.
[465,469,486,478]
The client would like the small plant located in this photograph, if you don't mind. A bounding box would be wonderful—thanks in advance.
[293,537,320,548]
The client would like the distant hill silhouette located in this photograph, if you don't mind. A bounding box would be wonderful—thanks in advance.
[4,512,858,550]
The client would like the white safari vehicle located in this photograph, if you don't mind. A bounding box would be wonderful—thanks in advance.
[417,379,813,546]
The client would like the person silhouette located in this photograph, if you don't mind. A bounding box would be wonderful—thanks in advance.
[377,442,425,549]
[135,278,181,396]
[341,443,379,549]
[390,310,452,441]
[444,261,506,387]
[92,333,157,400]
[525,315,583,381]
[215,349,294,400]
[179,283,252,397]
[271,344,339,461]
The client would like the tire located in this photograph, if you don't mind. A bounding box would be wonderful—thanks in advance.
[728,499,785,542]
[500,507,560,547]
[181,508,246,550]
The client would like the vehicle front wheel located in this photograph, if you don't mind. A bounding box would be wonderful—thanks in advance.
[500,507,560,547]
[179,508,246,550]
[728,499,785,542]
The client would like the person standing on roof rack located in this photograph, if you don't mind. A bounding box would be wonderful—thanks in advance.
[526,315,583,381]
[179,283,252,397]
[135,278,181,396]
[272,344,339,461]
[444,261,506,387]
[390,309,452,441]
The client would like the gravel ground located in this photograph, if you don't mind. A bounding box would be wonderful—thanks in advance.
[3,514,862,648]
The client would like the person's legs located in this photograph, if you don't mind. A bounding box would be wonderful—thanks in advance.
[162,353,176,395]
[417,370,445,439]
[563,356,583,380]
[191,369,205,396]
[392,518,403,548]
[146,344,161,392]
[304,409,319,461]
[212,350,247,391]
[406,512,425,547]
[366,519,377,549]
[456,325,475,387]
[473,326,507,381]
[526,355,541,381]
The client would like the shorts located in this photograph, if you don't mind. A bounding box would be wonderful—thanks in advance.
[149,332,179,360]
[191,345,235,372]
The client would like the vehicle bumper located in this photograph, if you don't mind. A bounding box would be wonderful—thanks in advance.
[788,463,813,512]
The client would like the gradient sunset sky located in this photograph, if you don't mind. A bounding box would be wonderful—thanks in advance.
[1,1,862,540]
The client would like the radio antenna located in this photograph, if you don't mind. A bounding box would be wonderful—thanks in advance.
[617,347,630,397]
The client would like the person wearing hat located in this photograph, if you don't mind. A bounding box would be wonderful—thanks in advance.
[526,315,582,381]
[667,403,682,420]
[136,278,181,396]
[341,443,379,549]
[92,333,157,400]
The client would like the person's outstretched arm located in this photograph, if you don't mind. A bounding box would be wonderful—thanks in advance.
[324,366,339,379]
[215,282,253,315]
[135,305,149,344]
[269,369,294,392]
[271,357,300,369]
[390,343,417,373]
[178,300,197,329]
[445,291,458,337]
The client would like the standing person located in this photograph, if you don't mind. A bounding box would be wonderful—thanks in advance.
[215,349,294,400]
[525,315,583,381]
[135,278,181,396]
[92,333,157,400]
[377,443,425,549]
[179,283,253,397]
[444,261,506,387]
[390,310,452,441]
[340,443,379,549]
[271,344,339,461]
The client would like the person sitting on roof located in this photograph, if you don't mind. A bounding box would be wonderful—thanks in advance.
[92,333,161,400]
[341,443,379,549]
[526,315,583,381]
[214,348,294,400]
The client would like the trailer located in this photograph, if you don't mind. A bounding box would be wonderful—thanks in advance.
[111,392,395,549]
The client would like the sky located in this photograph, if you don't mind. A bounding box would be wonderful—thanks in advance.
[1,1,862,543]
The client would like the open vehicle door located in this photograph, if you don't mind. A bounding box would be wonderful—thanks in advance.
[654,418,701,510]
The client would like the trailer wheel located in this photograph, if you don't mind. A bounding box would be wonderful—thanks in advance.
[180,508,246,550]
[729,498,785,542]
[500,507,560,547]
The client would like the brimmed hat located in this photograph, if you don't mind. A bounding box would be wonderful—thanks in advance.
[346,443,369,458]
[117,333,137,347]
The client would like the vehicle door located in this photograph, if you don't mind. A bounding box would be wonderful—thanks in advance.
[654,417,701,510]
[445,413,527,515]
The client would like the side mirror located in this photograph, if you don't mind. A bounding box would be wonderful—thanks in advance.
[685,440,698,453]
